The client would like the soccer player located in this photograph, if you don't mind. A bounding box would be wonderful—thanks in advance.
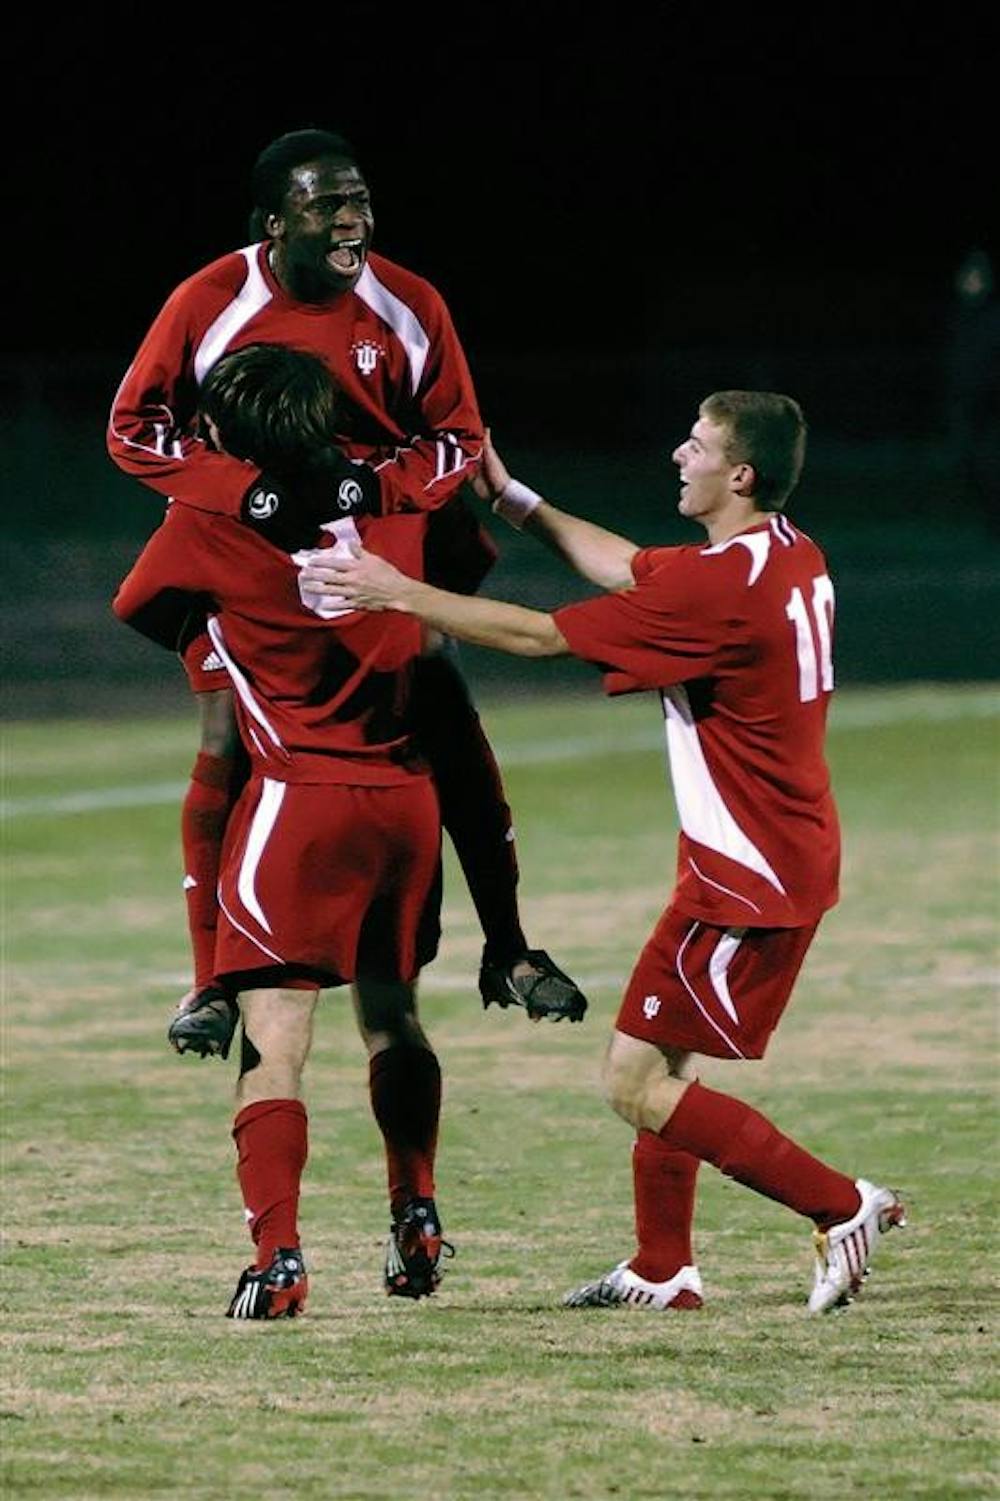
[303,392,908,1315]
[106,127,586,1056]
[114,343,458,1317]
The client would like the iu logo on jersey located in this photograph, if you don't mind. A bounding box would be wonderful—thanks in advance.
[351,339,385,376]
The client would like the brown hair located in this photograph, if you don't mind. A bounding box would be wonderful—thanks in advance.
[200,344,339,471]
[700,391,807,509]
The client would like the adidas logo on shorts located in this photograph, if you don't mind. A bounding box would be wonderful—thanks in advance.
[200,651,224,672]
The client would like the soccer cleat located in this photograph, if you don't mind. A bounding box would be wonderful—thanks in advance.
[168,984,240,1059]
[563,1260,704,1310]
[478,949,588,1023]
[226,1247,309,1319]
[808,1178,907,1314]
[384,1197,453,1299]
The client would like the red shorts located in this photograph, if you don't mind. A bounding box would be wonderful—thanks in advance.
[181,628,229,694]
[617,906,820,1060]
[215,776,441,989]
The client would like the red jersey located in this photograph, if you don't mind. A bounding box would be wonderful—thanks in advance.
[113,510,429,787]
[555,515,840,927]
[107,244,484,520]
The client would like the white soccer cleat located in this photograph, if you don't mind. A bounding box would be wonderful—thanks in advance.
[564,1260,703,1310]
[808,1178,906,1314]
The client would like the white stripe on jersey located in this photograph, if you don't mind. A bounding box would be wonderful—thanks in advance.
[193,246,273,385]
[217,887,285,965]
[676,923,747,1059]
[660,686,786,895]
[354,264,429,395]
[701,530,771,586]
[687,857,763,916]
[237,777,285,934]
[153,422,183,459]
[206,617,286,754]
[771,514,798,547]
[708,930,743,1024]
[107,383,185,462]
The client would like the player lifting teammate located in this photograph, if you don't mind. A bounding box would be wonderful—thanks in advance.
[107,128,587,1061]
[115,344,465,1316]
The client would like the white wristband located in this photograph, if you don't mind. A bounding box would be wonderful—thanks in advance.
[491,478,543,530]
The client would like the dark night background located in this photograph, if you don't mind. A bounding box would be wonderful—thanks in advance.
[6,14,999,709]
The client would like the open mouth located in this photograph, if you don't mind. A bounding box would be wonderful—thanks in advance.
[326,238,365,274]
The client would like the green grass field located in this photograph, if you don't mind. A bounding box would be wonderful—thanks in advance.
[2,684,997,1499]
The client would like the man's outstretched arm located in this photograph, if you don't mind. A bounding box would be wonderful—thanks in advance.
[299,548,569,658]
[471,433,639,591]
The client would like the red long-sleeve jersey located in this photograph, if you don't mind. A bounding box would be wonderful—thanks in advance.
[107,243,484,519]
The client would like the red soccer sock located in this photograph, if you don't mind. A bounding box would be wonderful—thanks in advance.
[628,1131,701,1281]
[411,655,527,965]
[233,1098,308,1266]
[368,1046,441,1214]
[181,751,241,990]
[660,1080,861,1229]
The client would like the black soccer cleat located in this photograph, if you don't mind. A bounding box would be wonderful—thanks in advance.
[478,949,588,1023]
[384,1197,454,1300]
[168,984,240,1059]
[226,1247,309,1319]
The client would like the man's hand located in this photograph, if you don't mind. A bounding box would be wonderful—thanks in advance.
[469,429,512,504]
[298,545,414,613]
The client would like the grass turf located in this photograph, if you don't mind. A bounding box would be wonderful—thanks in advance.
[2,684,997,1498]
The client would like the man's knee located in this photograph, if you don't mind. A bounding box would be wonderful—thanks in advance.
[602,1031,689,1131]
[602,1032,654,1126]
[238,987,317,1094]
[353,978,427,1054]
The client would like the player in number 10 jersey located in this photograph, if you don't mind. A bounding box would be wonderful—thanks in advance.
[307,389,907,1318]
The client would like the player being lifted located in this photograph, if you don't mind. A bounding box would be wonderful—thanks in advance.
[115,344,461,1316]
[107,127,586,1058]
[304,392,907,1315]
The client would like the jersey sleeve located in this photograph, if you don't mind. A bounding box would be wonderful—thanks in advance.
[553,546,730,693]
[106,272,261,519]
[112,507,216,650]
[369,288,484,515]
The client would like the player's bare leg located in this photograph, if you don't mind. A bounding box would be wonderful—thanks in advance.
[225,986,317,1319]
[565,1030,903,1313]
[353,978,452,1298]
[169,690,244,1059]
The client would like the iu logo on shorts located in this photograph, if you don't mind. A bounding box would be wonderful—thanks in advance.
[643,995,661,1019]
[351,339,385,376]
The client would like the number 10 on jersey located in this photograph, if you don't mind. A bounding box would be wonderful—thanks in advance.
[786,574,835,702]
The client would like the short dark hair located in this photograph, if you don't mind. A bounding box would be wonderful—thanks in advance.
[700,391,807,509]
[200,344,339,470]
[249,128,360,240]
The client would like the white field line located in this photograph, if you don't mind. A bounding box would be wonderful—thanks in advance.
[3,688,997,820]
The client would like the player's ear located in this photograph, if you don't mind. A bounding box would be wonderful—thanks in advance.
[266,212,284,238]
[732,462,756,497]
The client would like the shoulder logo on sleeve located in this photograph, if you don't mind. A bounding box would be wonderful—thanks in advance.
[337,478,364,511]
[351,338,385,376]
[247,487,279,520]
